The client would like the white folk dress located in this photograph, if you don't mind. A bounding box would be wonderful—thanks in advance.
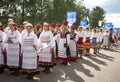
[102,31,110,48]
[97,32,103,48]
[21,32,38,70]
[38,31,55,67]
[57,32,70,60]
[5,30,21,68]
[69,33,78,59]
[0,31,6,66]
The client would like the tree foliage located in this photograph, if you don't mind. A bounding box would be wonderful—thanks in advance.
[89,6,105,28]
[0,0,105,28]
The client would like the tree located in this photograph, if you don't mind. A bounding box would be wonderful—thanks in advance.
[0,0,89,27]
[0,0,22,26]
[89,6,105,28]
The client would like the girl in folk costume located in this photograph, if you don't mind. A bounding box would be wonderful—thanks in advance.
[38,22,56,73]
[90,29,99,54]
[69,25,78,61]
[56,20,70,65]
[55,23,61,33]
[97,29,103,53]
[21,23,39,79]
[102,30,110,49]
[76,26,84,59]
[21,21,28,37]
[4,22,21,76]
[54,23,61,58]
[34,23,42,38]
[49,23,58,58]
[0,23,6,73]
[5,18,14,34]
[49,23,57,36]
[84,27,91,56]
[18,24,25,33]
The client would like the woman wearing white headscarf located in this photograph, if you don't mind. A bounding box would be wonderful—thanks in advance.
[21,23,39,79]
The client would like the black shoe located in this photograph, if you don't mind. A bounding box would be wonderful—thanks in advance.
[93,52,96,54]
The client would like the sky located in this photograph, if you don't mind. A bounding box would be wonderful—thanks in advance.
[83,0,120,14]
[83,0,120,28]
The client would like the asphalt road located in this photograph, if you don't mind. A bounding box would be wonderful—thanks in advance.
[0,46,120,82]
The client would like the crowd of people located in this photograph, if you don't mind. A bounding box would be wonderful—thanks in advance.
[0,18,120,79]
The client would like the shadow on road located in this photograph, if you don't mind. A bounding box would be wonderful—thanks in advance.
[0,49,117,82]
[96,52,115,61]
[86,55,108,66]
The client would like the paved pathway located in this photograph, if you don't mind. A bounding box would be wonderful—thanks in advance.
[0,46,120,82]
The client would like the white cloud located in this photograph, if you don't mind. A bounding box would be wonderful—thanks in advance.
[83,0,120,13]
[83,0,109,9]
[105,13,120,27]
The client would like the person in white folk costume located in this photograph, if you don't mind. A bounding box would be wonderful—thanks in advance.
[76,26,84,59]
[97,29,103,53]
[21,23,39,79]
[84,27,91,56]
[49,23,58,60]
[0,23,6,73]
[5,18,14,34]
[102,30,110,49]
[21,21,28,37]
[4,22,21,76]
[49,23,57,36]
[56,20,70,65]
[90,29,99,54]
[38,22,56,73]
[69,25,78,61]
[54,23,61,58]
[34,23,42,38]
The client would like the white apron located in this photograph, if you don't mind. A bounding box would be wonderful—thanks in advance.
[22,36,37,69]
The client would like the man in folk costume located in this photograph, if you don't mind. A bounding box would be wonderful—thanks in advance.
[4,22,21,76]
[84,27,91,56]
[38,22,56,73]
[56,20,70,65]
[0,23,6,73]
[109,28,115,48]
[34,23,42,38]
[76,26,84,59]
[21,23,39,79]
[69,25,78,61]
[90,29,99,54]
